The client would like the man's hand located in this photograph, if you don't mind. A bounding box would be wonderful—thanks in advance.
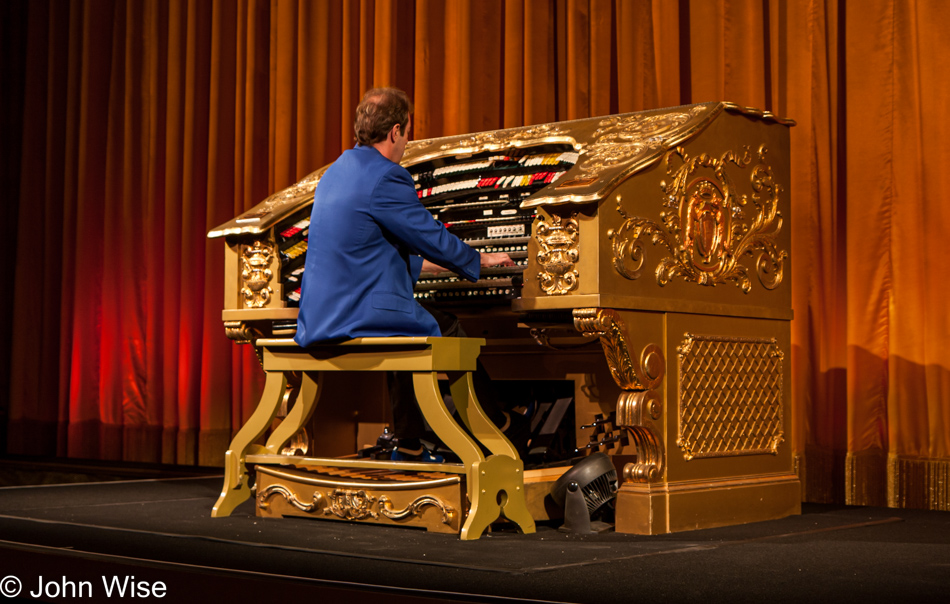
[480,251,515,267]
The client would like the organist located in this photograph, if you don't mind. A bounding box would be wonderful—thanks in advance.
[294,87,525,462]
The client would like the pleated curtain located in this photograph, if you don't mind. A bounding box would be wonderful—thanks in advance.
[5,0,949,510]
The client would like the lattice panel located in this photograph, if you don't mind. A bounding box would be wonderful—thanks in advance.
[676,334,784,460]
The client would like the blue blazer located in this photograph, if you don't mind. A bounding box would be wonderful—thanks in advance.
[294,145,480,346]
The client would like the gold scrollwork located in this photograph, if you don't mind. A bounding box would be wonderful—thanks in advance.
[379,495,455,525]
[325,489,378,520]
[572,309,665,391]
[440,123,568,152]
[574,107,705,180]
[258,484,325,513]
[536,214,580,295]
[251,170,324,219]
[607,145,787,293]
[223,320,260,344]
[622,427,665,483]
[241,240,275,308]
[616,389,665,483]
[616,390,662,426]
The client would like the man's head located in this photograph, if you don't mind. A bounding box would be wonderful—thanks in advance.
[354,87,413,148]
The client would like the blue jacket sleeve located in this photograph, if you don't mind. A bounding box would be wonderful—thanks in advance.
[409,255,423,282]
[372,165,481,282]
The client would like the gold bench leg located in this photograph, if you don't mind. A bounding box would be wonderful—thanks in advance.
[462,455,536,540]
[412,371,484,469]
[448,371,518,459]
[448,372,536,538]
[212,370,288,517]
[265,371,322,454]
[412,371,536,539]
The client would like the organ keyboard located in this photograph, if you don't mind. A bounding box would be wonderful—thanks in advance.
[209,102,802,534]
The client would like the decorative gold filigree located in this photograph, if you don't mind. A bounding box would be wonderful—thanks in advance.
[379,495,455,525]
[252,170,324,218]
[573,107,706,179]
[572,309,664,391]
[441,123,568,151]
[676,333,785,460]
[622,427,664,483]
[241,240,275,308]
[325,489,378,520]
[258,484,325,512]
[536,214,580,295]
[607,145,787,293]
[223,320,260,344]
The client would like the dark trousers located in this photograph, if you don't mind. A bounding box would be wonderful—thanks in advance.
[389,304,506,441]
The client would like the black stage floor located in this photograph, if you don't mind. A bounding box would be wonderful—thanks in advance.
[0,475,948,603]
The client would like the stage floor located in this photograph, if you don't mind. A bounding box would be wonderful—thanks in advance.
[1,475,948,603]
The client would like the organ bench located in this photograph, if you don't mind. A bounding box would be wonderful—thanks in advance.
[211,336,536,540]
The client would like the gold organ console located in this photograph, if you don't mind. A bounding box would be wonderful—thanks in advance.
[209,101,801,535]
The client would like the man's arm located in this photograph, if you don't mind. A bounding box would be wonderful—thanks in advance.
[373,166,483,281]
[421,252,514,274]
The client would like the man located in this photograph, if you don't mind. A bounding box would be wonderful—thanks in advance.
[295,87,516,460]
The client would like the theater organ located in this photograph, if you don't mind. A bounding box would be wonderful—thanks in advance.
[209,102,801,534]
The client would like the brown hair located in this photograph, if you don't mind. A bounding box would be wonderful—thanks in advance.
[354,87,413,146]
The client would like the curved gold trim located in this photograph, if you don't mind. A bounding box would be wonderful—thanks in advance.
[622,426,664,483]
[258,484,325,513]
[379,494,455,525]
[722,102,796,126]
[223,320,259,344]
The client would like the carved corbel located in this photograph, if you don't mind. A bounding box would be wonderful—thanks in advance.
[573,308,665,390]
[223,320,261,344]
[573,308,666,483]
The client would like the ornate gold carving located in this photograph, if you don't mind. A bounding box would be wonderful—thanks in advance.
[676,333,785,460]
[252,170,324,219]
[258,484,325,512]
[572,309,665,391]
[440,123,569,152]
[616,389,665,482]
[326,489,378,520]
[241,240,275,308]
[622,427,664,483]
[574,107,704,179]
[616,390,661,425]
[536,214,580,295]
[258,487,454,525]
[574,309,667,483]
[223,320,260,344]
[607,145,787,293]
[379,495,455,525]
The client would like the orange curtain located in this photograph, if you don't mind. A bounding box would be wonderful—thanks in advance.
[5,0,949,509]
